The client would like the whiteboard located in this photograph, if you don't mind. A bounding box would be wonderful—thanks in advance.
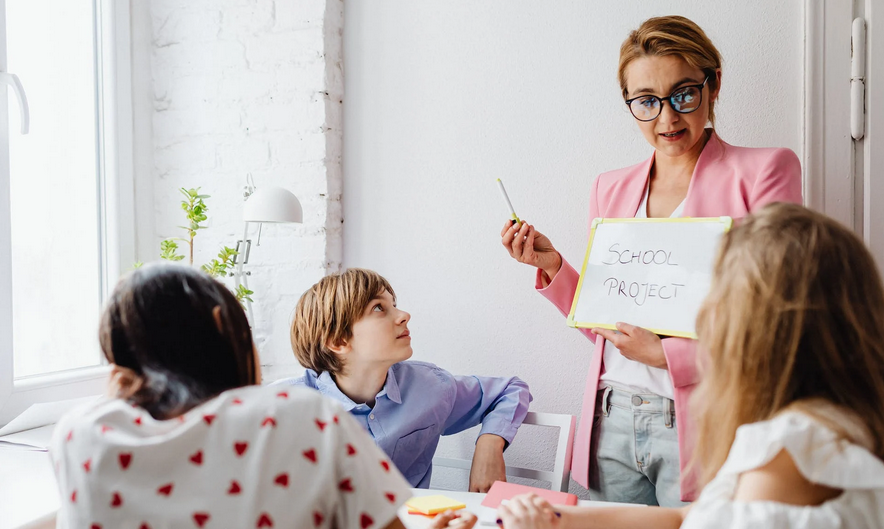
[567,217,732,338]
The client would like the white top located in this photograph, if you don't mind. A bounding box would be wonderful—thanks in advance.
[598,183,685,398]
[683,412,884,529]
[50,385,412,529]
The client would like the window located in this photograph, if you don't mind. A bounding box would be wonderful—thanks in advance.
[0,0,133,423]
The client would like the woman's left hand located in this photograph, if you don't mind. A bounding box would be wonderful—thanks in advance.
[591,322,667,369]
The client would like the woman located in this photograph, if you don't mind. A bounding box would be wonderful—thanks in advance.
[501,16,801,505]
[498,203,884,528]
[50,264,476,529]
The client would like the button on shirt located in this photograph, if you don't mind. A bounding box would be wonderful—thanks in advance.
[275,361,532,488]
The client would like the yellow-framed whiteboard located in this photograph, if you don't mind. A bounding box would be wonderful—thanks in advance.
[566,216,733,339]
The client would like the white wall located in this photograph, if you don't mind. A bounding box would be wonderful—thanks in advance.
[132,0,343,375]
[342,1,804,494]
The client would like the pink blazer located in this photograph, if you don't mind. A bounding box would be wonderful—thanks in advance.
[537,132,802,501]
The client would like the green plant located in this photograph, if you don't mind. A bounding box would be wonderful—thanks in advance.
[178,188,209,265]
[201,246,239,278]
[149,187,252,305]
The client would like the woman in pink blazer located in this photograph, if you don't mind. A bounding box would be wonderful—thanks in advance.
[501,16,802,506]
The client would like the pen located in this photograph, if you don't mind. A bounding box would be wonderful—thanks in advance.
[496,178,521,224]
[495,512,561,525]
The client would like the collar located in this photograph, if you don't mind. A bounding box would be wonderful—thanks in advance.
[311,366,403,409]
[630,128,723,218]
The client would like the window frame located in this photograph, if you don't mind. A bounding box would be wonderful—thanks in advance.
[0,0,135,425]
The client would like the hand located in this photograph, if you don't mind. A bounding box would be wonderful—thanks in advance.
[591,322,667,369]
[497,494,560,529]
[427,511,478,529]
[469,434,507,492]
[500,220,562,281]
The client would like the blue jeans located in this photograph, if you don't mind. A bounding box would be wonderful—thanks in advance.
[588,386,688,507]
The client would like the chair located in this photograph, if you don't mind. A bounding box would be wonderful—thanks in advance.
[432,411,576,492]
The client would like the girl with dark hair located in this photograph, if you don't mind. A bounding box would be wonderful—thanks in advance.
[50,264,475,529]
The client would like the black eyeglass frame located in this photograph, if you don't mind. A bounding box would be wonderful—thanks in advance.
[624,76,710,122]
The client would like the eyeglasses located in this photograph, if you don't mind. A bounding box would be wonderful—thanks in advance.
[624,77,709,122]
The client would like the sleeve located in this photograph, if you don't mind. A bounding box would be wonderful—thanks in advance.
[749,148,803,209]
[440,371,532,446]
[662,337,700,388]
[332,403,412,529]
[681,500,834,529]
[534,174,602,343]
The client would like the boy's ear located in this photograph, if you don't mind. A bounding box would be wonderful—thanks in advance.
[325,337,350,356]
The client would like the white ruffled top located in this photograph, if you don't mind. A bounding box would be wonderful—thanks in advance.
[683,411,884,528]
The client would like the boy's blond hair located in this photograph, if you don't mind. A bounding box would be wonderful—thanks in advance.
[291,268,395,375]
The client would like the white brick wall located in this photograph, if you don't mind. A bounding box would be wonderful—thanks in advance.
[137,0,343,376]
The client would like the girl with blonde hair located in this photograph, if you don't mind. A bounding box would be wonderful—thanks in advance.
[498,202,884,528]
[500,15,802,504]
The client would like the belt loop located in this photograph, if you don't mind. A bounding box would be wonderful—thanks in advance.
[601,386,613,417]
[664,398,673,428]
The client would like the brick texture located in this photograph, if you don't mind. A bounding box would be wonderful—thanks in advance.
[145,0,342,373]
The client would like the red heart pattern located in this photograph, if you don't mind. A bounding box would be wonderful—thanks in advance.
[228,480,242,495]
[157,483,174,496]
[62,389,403,529]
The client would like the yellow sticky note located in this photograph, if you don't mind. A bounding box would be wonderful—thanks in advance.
[404,495,467,515]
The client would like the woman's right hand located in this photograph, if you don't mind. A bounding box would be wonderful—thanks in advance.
[500,220,562,282]
[497,494,561,529]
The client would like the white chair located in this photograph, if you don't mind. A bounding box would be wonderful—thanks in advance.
[432,411,576,492]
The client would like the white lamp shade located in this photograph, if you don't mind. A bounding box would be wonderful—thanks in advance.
[242,186,303,223]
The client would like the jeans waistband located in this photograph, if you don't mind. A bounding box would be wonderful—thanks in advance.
[597,386,675,427]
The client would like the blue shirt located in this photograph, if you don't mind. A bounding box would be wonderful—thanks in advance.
[274,361,532,487]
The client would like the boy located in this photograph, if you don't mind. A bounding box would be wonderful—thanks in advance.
[275,268,532,492]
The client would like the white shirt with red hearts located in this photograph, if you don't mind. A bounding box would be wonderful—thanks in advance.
[50,385,413,529]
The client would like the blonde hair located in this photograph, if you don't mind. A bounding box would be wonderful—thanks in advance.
[692,203,884,486]
[618,16,722,127]
[291,268,395,375]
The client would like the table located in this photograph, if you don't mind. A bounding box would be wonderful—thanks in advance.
[399,488,635,529]
[0,449,57,529]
